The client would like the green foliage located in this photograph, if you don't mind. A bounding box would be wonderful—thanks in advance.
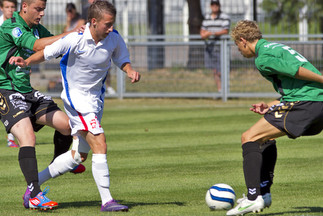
[0,99,322,216]
[261,0,323,32]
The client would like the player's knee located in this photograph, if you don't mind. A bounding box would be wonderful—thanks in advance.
[56,119,71,136]
[241,131,252,144]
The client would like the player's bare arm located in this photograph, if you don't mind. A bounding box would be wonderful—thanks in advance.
[33,26,85,52]
[9,50,45,67]
[121,63,141,83]
[250,100,280,115]
[295,66,323,84]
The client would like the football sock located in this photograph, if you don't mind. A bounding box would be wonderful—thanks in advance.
[242,141,262,201]
[39,150,80,185]
[92,154,113,205]
[19,147,41,198]
[260,140,277,195]
[52,130,73,163]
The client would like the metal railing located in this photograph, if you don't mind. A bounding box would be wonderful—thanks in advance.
[40,35,323,101]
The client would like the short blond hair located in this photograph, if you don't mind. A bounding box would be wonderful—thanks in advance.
[231,20,262,43]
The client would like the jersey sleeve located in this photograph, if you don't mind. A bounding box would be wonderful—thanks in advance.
[256,55,300,78]
[44,33,78,60]
[112,33,130,69]
[4,25,37,51]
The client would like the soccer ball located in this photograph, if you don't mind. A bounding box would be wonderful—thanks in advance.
[205,183,236,210]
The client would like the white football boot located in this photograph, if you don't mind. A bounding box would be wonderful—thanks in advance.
[226,195,265,216]
[237,193,272,208]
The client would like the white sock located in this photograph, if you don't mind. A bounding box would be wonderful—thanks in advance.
[92,154,112,205]
[7,133,15,141]
[38,150,80,185]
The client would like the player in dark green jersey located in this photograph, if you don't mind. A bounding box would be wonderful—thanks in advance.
[227,20,323,216]
[0,0,85,210]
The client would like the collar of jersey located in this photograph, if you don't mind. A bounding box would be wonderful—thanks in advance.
[13,11,32,30]
[255,38,266,57]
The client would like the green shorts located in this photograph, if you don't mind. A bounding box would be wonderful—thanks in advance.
[264,101,323,139]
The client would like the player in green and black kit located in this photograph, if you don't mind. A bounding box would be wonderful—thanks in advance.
[227,20,323,216]
[0,0,84,210]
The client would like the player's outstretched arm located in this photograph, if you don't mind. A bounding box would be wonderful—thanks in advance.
[121,63,141,83]
[9,50,45,67]
[33,26,85,52]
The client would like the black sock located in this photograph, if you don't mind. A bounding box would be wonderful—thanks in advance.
[260,140,277,195]
[52,130,73,163]
[242,141,262,201]
[18,147,41,198]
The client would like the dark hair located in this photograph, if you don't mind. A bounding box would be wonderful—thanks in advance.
[0,0,17,7]
[88,0,116,22]
[20,0,46,10]
[66,2,76,12]
[22,0,46,4]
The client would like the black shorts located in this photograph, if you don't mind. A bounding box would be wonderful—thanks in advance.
[0,89,61,133]
[264,101,323,139]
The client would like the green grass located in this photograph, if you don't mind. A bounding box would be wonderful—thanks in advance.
[0,98,322,216]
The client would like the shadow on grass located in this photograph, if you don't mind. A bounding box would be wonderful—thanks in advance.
[59,201,100,208]
[259,206,323,215]
[125,201,185,208]
[59,200,185,209]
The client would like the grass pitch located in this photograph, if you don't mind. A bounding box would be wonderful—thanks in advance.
[0,98,322,216]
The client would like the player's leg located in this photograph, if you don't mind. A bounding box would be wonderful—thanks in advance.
[38,136,89,185]
[52,130,72,162]
[241,117,284,200]
[11,118,40,196]
[11,118,58,210]
[1,89,58,210]
[227,117,284,216]
[51,130,86,174]
[79,129,128,212]
[260,139,277,208]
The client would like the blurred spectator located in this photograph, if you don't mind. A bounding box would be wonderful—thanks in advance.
[0,0,18,148]
[63,2,85,33]
[200,0,230,92]
[81,0,94,22]
[0,0,17,25]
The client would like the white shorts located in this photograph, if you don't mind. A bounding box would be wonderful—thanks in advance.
[63,101,104,137]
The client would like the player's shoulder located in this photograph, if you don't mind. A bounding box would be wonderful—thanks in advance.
[110,29,121,37]
[1,17,22,29]
[108,29,123,41]
[62,31,83,43]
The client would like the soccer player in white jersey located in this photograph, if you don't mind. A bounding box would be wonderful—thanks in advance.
[10,0,140,212]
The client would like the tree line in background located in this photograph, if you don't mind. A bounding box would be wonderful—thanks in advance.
[147,0,323,69]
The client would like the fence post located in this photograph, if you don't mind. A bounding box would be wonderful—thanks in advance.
[117,68,125,99]
[222,38,229,102]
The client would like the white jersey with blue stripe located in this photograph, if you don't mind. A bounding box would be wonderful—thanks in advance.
[44,25,130,113]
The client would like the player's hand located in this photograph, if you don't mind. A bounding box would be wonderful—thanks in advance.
[250,102,269,115]
[127,70,141,83]
[76,25,86,33]
[9,56,27,67]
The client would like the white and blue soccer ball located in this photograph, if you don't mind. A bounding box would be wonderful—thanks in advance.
[205,183,236,210]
